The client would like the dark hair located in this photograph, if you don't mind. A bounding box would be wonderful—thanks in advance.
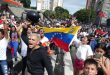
[84,58,98,69]
[0,29,4,35]
[95,43,107,52]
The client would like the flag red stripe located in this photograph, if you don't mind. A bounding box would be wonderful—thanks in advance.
[51,38,69,52]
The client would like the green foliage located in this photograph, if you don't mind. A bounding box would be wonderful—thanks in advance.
[1,3,8,6]
[43,6,70,20]
[43,10,55,19]
[20,0,31,8]
[31,7,36,9]
[54,6,69,20]
[74,8,96,23]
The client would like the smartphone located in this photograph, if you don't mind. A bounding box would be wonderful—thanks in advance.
[94,53,101,59]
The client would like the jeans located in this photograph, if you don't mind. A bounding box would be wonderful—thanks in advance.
[0,60,8,75]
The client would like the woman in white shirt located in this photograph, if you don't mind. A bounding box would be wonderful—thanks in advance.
[74,36,93,75]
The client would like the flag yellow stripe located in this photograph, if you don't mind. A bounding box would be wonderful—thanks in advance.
[42,26,81,35]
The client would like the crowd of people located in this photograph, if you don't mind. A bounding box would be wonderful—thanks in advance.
[0,11,110,75]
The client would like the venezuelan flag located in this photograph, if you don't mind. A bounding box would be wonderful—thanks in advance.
[43,26,81,52]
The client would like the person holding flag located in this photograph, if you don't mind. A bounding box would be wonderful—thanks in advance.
[27,33,54,75]
[41,26,81,75]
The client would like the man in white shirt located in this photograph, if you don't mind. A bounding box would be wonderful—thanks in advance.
[0,22,9,75]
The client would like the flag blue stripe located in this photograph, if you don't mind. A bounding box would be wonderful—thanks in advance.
[44,32,74,44]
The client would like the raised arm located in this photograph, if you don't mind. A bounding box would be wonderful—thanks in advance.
[3,23,9,39]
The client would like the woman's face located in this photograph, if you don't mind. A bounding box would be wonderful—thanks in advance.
[27,27,32,35]
[83,64,97,75]
[95,48,105,56]
[39,29,44,34]
[39,29,44,38]
[81,37,88,44]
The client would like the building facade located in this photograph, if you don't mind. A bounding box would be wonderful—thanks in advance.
[86,0,110,24]
[37,0,63,11]
[86,0,97,9]
[101,0,110,23]
[86,0,92,9]
[95,0,110,24]
[42,0,50,11]
[37,0,43,11]
[51,0,63,10]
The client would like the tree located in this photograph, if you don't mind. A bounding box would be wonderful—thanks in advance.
[43,10,55,19]
[61,9,70,20]
[54,6,69,20]
[43,7,70,20]
[74,8,96,24]
[20,0,31,8]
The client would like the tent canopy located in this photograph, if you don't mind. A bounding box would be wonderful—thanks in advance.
[3,0,22,6]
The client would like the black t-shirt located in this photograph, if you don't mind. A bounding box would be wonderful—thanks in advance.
[27,47,54,75]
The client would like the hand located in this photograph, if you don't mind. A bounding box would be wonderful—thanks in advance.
[20,22,27,28]
[94,58,103,66]
[48,49,55,55]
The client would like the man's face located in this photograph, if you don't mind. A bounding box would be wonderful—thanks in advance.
[83,64,97,75]
[28,34,39,49]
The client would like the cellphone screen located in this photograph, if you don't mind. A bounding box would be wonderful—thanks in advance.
[94,53,101,59]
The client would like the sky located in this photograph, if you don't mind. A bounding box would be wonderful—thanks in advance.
[63,0,86,14]
[30,0,87,14]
